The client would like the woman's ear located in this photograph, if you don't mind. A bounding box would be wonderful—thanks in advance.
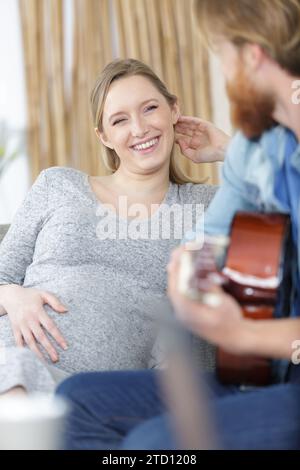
[171,102,180,125]
[94,128,114,149]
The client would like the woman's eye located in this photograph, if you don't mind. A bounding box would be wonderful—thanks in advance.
[145,105,158,112]
[113,118,126,126]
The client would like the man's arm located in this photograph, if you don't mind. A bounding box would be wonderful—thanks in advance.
[242,317,300,360]
[167,248,300,361]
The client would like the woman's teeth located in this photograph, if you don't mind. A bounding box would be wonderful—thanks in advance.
[132,137,159,151]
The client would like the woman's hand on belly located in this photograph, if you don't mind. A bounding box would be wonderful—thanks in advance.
[0,284,68,362]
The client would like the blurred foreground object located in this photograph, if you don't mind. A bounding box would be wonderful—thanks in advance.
[0,393,69,450]
[156,299,217,450]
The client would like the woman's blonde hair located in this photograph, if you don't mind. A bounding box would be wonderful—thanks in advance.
[90,58,196,185]
[194,0,300,76]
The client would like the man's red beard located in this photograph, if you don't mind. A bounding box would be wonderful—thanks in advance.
[226,64,276,139]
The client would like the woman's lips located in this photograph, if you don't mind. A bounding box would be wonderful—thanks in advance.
[131,136,160,155]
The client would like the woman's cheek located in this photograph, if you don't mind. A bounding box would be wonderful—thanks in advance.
[114,129,129,148]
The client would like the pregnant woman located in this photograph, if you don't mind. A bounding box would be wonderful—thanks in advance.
[0,58,228,397]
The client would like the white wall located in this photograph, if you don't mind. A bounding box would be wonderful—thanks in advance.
[209,52,232,135]
[0,0,231,225]
[0,0,30,224]
[209,51,232,180]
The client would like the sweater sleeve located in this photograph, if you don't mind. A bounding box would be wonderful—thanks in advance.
[0,170,48,286]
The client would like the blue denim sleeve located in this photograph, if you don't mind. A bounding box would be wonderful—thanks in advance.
[183,132,258,243]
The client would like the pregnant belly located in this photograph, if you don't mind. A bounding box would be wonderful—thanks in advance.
[42,299,156,374]
[0,299,156,375]
[15,271,161,373]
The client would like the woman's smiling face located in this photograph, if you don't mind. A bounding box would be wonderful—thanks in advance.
[99,75,179,176]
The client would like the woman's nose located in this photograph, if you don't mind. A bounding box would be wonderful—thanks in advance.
[131,117,149,137]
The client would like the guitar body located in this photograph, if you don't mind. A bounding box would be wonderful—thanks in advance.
[217,212,293,385]
[179,212,293,386]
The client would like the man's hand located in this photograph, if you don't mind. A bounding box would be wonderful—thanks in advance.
[167,246,252,356]
[175,116,230,163]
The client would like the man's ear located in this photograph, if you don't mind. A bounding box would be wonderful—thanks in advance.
[172,102,180,125]
[94,128,114,149]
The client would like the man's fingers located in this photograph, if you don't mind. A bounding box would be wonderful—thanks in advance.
[201,292,223,308]
[167,257,180,297]
[169,245,185,264]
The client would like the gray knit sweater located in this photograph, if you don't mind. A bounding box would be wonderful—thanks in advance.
[0,167,217,393]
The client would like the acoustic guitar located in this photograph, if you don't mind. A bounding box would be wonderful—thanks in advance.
[179,212,293,386]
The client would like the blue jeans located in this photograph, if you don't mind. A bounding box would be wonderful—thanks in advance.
[56,368,300,450]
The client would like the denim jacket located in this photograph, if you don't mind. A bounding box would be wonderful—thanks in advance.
[188,125,300,279]
[186,125,300,381]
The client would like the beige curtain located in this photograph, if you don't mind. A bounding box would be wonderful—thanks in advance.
[19,0,218,184]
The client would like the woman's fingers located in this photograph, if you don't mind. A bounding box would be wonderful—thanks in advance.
[28,321,59,362]
[39,312,68,351]
[175,124,206,138]
[13,309,67,362]
[42,291,68,313]
[176,137,190,152]
[177,115,210,126]
[175,138,199,162]
[12,327,24,347]
[21,327,46,362]
[175,125,196,137]
[175,128,209,147]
